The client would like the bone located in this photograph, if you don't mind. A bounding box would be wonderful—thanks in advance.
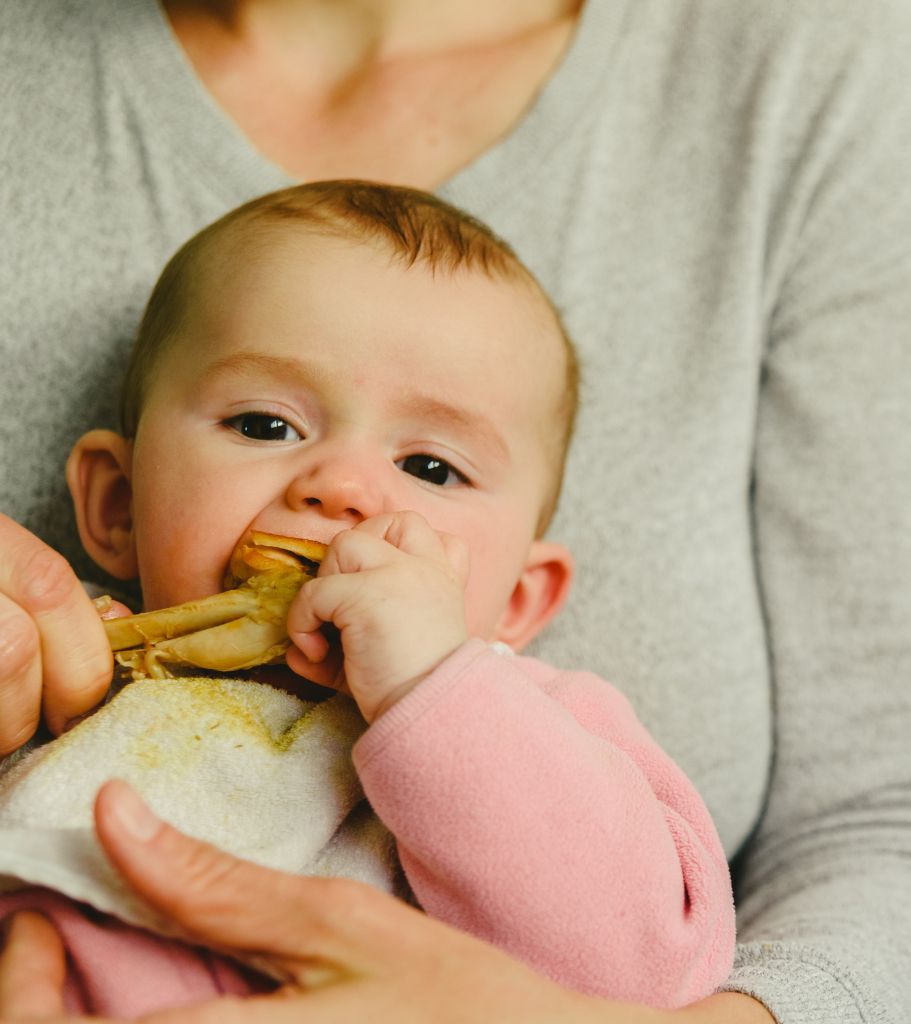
[102,534,326,680]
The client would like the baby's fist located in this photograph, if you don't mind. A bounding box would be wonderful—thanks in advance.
[287,512,469,722]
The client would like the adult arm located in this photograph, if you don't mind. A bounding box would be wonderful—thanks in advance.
[723,5,911,1020]
[0,515,112,753]
[354,641,735,1008]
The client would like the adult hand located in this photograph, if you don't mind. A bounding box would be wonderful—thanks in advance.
[0,911,67,1019]
[0,780,658,1024]
[0,514,114,753]
[0,782,775,1024]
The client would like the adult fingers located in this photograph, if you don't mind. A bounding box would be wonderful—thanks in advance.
[0,590,42,756]
[137,983,605,1024]
[93,782,619,1024]
[0,515,113,743]
[93,781,405,982]
[0,911,67,1018]
[94,781,529,984]
[96,599,133,621]
[135,990,373,1024]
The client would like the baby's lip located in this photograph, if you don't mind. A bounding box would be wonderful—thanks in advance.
[246,530,328,562]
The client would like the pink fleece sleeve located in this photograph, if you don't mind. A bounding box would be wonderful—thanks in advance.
[353,640,735,1009]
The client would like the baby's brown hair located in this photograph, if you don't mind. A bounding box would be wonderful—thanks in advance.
[121,180,578,533]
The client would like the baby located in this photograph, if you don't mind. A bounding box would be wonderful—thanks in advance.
[0,181,734,1014]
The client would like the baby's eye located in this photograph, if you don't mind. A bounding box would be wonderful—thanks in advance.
[223,413,302,442]
[397,454,467,487]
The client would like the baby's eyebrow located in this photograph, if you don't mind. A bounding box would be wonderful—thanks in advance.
[203,351,323,385]
[404,394,509,464]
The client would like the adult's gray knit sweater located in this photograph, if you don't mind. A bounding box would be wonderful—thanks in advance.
[2,2,910,1020]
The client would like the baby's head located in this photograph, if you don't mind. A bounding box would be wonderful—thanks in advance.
[69,181,578,649]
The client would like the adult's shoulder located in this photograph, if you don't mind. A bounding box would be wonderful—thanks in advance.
[709,0,911,72]
[0,0,106,51]
[680,0,911,163]
[0,1,111,97]
[605,0,911,124]
[708,0,911,40]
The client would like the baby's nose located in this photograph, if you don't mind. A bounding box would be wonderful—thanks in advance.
[300,491,360,522]
[285,452,384,523]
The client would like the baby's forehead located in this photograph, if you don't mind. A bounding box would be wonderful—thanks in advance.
[206,217,556,328]
[198,217,571,393]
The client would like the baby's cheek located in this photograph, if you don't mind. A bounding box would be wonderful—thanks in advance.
[137,547,224,611]
[462,556,517,639]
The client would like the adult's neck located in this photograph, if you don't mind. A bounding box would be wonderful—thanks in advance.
[163,0,582,76]
[160,0,584,186]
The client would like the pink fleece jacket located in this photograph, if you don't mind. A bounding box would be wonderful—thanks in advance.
[0,641,735,1015]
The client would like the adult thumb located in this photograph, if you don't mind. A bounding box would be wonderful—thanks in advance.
[93,779,337,981]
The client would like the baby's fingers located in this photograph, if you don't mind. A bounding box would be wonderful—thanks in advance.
[351,511,445,560]
[285,577,350,689]
[438,532,471,586]
[287,574,357,643]
[326,512,464,579]
[286,639,345,692]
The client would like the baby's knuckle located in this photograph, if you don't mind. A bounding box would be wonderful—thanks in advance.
[331,529,360,562]
[396,509,424,533]
[18,545,78,613]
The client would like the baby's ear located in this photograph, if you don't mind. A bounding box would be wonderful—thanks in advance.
[66,430,138,581]
[491,541,573,652]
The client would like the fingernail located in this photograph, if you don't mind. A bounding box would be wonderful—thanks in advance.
[109,783,160,842]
